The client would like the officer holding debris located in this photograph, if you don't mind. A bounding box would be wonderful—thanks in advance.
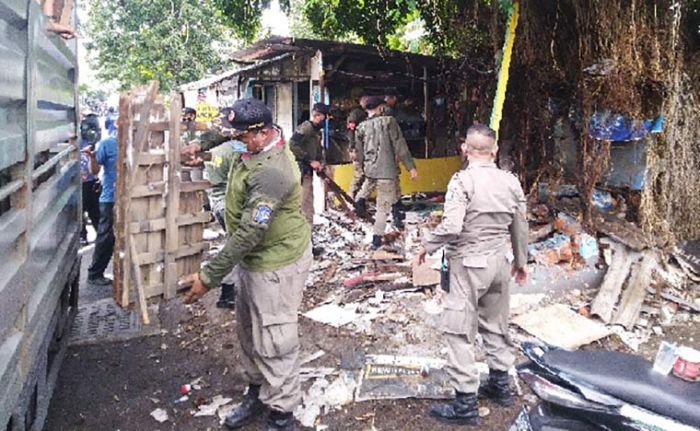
[347,96,368,199]
[416,124,528,426]
[183,98,311,431]
[289,102,329,224]
[354,95,417,249]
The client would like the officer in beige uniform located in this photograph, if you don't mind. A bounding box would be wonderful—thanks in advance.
[416,124,528,426]
[184,98,311,431]
[347,96,368,200]
[354,96,417,248]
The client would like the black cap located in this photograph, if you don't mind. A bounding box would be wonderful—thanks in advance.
[364,95,385,110]
[312,103,330,115]
[226,98,273,134]
[184,107,197,115]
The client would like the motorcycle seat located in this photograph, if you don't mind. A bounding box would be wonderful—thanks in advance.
[542,348,700,427]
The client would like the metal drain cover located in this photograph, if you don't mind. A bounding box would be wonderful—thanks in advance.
[69,298,160,345]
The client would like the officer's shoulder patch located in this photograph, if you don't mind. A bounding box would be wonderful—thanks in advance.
[252,202,274,227]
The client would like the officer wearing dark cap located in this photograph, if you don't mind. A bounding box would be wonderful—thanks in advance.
[183,98,311,431]
[355,96,418,248]
[289,102,329,225]
[383,89,399,117]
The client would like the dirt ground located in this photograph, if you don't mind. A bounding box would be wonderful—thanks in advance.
[45,298,527,431]
[45,213,700,431]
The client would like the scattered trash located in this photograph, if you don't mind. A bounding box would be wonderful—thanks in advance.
[653,341,678,375]
[303,303,359,328]
[193,395,233,417]
[355,354,463,401]
[512,304,612,350]
[672,346,700,382]
[294,372,358,428]
[591,189,613,211]
[510,293,546,316]
[150,408,169,423]
[173,395,189,404]
[301,350,327,366]
[412,256,441,287]
[528,234,572,266]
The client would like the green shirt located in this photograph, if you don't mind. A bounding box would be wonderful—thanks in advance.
[199,140,311,288]
[290,120,324,166]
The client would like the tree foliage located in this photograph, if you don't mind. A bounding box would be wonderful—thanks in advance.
[85,0,233,91]
[213,0,291,42]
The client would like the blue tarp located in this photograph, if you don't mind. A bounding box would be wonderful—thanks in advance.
[589,112,663,141]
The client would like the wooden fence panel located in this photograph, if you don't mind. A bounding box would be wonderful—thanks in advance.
[113,83,210,321]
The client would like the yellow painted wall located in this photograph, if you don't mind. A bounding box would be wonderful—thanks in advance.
[333,156,463,194]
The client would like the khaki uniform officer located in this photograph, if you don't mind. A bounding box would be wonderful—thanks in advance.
[347,97,368,200]
[289,103,329,225]
[184,98,311,431]
[354,95,417,249]
[416,124,528,426]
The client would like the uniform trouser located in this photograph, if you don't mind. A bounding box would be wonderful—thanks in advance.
[88,203,115,279]
[81,180,101,240]
[236,244,312,412]
[441,252,514,394]
[301,174,314,225]
[349,160,364,200]
[356,178,399,236]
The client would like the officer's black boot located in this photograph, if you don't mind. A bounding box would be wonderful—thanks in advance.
[371,235,382,250]
[217,283,236,309]
[264,410,296,431]
[224,384,265,429]
[478,369,514,406]
[429,391,480,425]
[354,198,368,219]
[391,202,405,229]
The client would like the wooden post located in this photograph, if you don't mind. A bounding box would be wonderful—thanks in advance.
[130,238,150,324]
[423,66,430,159]
[164,95,182,299]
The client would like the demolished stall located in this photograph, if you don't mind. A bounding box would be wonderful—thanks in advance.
[180,36,490,194]
[0,1,81,430]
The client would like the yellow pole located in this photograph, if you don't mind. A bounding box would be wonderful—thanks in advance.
[489,0,519,141]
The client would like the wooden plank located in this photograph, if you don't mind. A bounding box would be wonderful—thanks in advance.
[114,92,132,306]
[129,238,150,325]
[612,251,657,329]
[135,242,207,266]
[128,212,211,234]
[131,120,170,132]
[593,209,651,251]
[130,181,166,198]
[146,125,166,294]
[163,95,182,299]
[136,152,166,165]
[180,180,211,193]
[590,242,640,323]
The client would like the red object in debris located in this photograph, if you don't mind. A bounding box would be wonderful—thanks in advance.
[343,272,380,288]
[577,306,590,318]
[180,384,192,395]
[673,347,700,382]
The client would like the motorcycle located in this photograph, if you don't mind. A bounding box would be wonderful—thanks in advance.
[510,342,700,431]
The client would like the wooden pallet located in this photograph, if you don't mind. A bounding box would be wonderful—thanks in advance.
[113,82,210,322]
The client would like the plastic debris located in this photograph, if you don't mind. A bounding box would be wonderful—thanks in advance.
[150,408,169,423]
